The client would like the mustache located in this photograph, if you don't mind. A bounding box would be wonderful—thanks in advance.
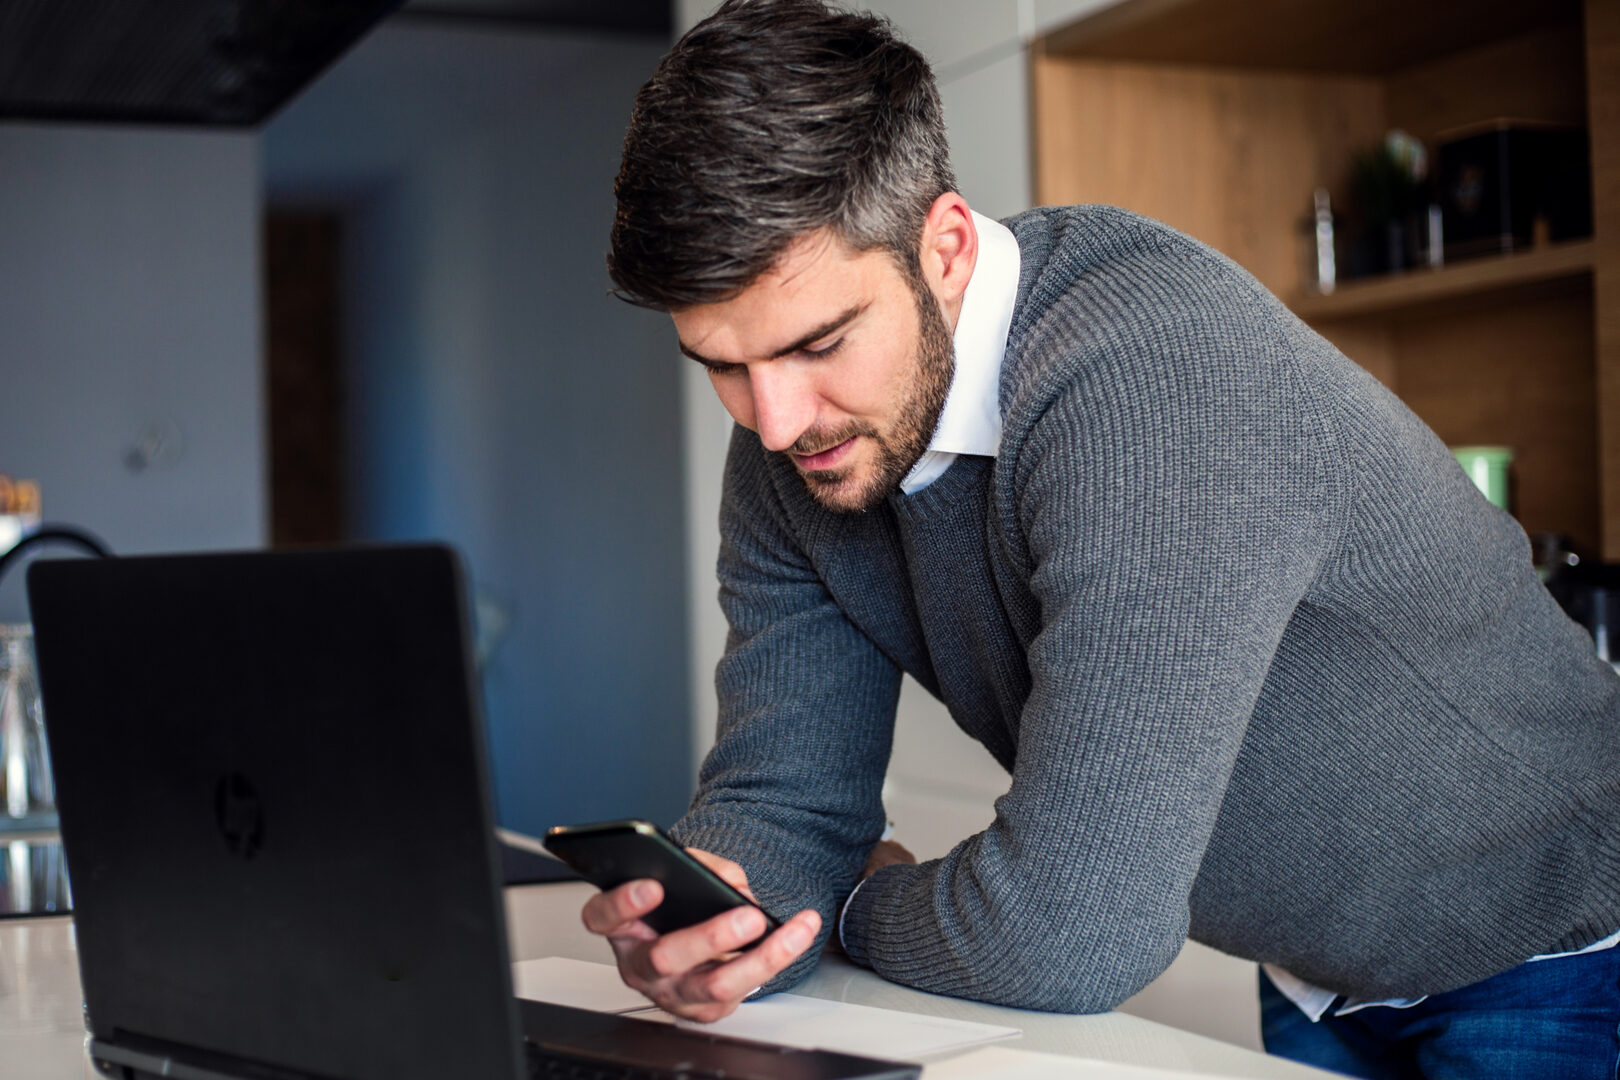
[789,423,878,458]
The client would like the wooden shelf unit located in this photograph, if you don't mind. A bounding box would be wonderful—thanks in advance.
[1032,0,1620,559]
[1289,242,1596,321]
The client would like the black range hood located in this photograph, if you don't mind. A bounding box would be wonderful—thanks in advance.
[0,0,403,128]
[0,0,673,129]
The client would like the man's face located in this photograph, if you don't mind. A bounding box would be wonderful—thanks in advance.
[673,231,955,513]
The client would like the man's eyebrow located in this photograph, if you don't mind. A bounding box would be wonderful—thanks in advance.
[678,304,868,368]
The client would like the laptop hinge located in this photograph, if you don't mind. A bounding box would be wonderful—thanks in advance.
[91,1037,330,1080]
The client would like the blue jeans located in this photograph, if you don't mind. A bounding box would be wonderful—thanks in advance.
[1259,947,1620,1079]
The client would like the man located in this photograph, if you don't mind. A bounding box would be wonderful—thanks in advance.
[579,1,1620,1074]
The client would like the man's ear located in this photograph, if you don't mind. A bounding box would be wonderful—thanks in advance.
[918,192,978,314]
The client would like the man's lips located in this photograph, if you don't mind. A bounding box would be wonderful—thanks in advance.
[792,437,857,471]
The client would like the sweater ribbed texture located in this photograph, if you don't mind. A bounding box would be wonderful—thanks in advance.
[669,205,1620,1013]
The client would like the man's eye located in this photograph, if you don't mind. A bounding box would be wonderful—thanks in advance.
[802,338,845,359]
[704,361,745,377]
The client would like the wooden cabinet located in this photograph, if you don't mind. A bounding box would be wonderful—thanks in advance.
[1032,0,1620,558]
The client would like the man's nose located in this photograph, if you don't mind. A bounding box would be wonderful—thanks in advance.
[749,363,817,452]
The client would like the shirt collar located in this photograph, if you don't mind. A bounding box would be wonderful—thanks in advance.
[926,210,1019,459]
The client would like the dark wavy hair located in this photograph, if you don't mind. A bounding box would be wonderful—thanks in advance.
[607,0,957,311]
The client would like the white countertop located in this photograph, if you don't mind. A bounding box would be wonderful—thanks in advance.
[2,882,1332,1079]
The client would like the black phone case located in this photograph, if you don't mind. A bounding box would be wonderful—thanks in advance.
[543,820,781,938]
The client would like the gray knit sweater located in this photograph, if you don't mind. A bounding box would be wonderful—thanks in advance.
[668,204,1620,1013]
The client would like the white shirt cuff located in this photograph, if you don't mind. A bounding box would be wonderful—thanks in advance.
[838,876,872,952]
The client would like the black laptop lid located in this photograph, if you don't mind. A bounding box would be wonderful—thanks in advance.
[27,546,524,1080]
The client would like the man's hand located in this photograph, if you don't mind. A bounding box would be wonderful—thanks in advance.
[860,838,916,880]
[579,848,822,1023]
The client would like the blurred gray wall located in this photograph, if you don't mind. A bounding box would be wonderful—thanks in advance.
[0,126,266,621]
[265,21,690,836]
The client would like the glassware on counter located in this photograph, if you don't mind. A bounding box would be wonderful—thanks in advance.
[1,837,70,916]
[0,626,54,825]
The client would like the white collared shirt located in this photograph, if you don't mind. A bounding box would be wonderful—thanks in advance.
[899,211,1020,494]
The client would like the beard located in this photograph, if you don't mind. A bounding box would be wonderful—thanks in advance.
[789,269,955,514]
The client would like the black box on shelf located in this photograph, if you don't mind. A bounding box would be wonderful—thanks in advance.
[1437,120,1592,260]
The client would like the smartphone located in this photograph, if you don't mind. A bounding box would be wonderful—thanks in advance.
[542,819,782,939]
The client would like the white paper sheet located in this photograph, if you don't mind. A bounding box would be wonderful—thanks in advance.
[662,993,1021,1059]
[511,956,651,1014]
[925,1046,1213,1079]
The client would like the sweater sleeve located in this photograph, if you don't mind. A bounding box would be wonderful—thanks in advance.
[667,428,901,994]
[838,324,1342,1012]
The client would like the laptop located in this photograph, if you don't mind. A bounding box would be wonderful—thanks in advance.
[27,545,917,1080]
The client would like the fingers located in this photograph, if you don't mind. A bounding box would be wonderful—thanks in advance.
[575,854,822,1025]
[691,909,822,1006]
[613,907,824,1022]
[686,848,757,902]
[632,904,769,983]
[582,878,663,936]
[641,908,823,1024]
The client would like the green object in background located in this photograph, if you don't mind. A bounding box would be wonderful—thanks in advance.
[1452,445,1514,510]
